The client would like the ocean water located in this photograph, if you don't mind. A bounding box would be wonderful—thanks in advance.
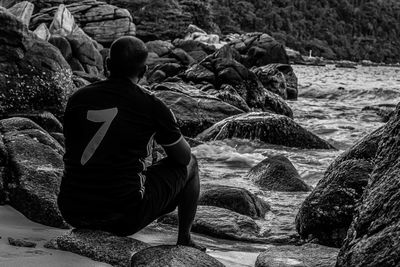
[188,65,400,264]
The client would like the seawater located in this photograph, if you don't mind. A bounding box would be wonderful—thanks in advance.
[190,65,400,264]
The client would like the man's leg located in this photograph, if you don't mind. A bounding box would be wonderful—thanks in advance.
[177,154,200,246]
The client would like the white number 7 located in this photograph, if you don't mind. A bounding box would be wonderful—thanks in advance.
[81,107,118,165]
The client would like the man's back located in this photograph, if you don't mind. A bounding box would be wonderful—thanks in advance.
[59,77,181,215]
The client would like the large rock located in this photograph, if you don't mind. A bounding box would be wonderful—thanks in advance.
[199,184,270,218]
[197,112,335,150]
[252,64,298,100]
[336,104,400,266]
[152,82,243,136]
[0,117,67,228]
[248,155,311,192]
[0,111,63,133]
[228,32,289,67]
[0,8,75,118]
[130,245,224,267]
[184,45,293,117]
[159,205,266,243]
[7,1,34,26]
[31,0,136,45]
[45,229,149,267]
[255,243,338,267]
[173,38,217,62]
[296,159,372,247]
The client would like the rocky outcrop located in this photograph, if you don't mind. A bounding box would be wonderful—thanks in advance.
[130,245,225,267]
[0,111,63,134]
[184,45,293,116]
[336,104,400,267]
[0,7,75,118]
[152,82,243,136]
[159,205,267,243]
[296,159,372,247]
[227,32,289,67]
[295,127,383,248]
[197,112,335,150]
[252,64,298,100]
[31,0,135,45]
[199,184,270,219]
[248,155,311,192]
[45,229,149,267]
[8,1,33,26]
[0,117,67,228]
[256,243,338,267]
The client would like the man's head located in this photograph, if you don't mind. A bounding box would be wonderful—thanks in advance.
[107,36,148,79]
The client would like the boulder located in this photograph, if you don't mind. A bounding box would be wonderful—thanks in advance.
[173,39,216,62]
[147,63,185,84]
[248,155,311,192]
[146,40,175,57]
[130,245,224,267]
[159,205,266,242]
[255,243,338,267]
[336,104,400,267]
[170,48,195,66]
[295,159,372,247]
[31,1,135,45]
[361,103,396,122]
[197,112,335,150]
[48,4,77,36]
[45,229,149,267]
[7,1,34,26]
[152,82,243,136]
[0,7,75,118]
[0,117,67,228]
[207,84,250,112]
[252,64,298,100]
[33,22,51,41]
[0,111,63,133]
[184,45,293,117]
[49,35,73,61]
[199,184,270,218]
[227,32,289,67]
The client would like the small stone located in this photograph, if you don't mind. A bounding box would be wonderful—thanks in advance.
[8,237,37,248]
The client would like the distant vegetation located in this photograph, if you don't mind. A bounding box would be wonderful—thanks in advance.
[180,0,400,63]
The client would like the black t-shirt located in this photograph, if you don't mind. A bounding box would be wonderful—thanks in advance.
[59,77,182,213]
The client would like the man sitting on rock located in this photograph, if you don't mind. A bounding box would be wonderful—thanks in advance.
[58,36,202,250]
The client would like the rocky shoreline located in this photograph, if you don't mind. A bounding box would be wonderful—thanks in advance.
[1,1,399,266]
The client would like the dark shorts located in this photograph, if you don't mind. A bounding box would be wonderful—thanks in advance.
[62,158,188,236]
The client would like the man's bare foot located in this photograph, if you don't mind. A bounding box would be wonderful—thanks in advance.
[177,239,207,252]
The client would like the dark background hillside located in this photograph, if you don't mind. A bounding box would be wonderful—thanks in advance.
[181,0,400,63]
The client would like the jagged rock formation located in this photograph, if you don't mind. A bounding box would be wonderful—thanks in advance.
[0,117,67,228]
[336,104,400,266]
[0,7,75,118]
[197,112,335,150]
[31,0,135,45]
[199,184,270,219]
[248,155,311,192]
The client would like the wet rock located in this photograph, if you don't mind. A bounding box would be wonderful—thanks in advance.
[199,184,270,218]
[336,104,400,267]
[130,245,224,267]
[249,155,311,192]
[255,243,338,267]
[0,8,75,118]
[227,32,289,67]
[252,64,298,100]
[8,1,34,26]
[184,45,293,117]
[45,229,149,267]
[1,111,63,133]
[207,84,250,112]
[0,117,67,228]
[159,205,266,242]
[295,159,372,247]
[197,112,335,150]
[152,82,243,136]
[8,237,37,248]
[31,1,135,45]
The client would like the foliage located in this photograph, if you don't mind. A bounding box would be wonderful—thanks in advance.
[203,0,400,63]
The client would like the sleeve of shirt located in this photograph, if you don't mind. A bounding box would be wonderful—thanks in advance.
[152,96,183,147]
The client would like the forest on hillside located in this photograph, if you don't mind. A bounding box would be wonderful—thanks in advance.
[180,0,400,63]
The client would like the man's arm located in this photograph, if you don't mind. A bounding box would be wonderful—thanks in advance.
[162,137,191,166]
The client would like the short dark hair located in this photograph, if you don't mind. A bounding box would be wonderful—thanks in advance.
[108,36,148,77]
